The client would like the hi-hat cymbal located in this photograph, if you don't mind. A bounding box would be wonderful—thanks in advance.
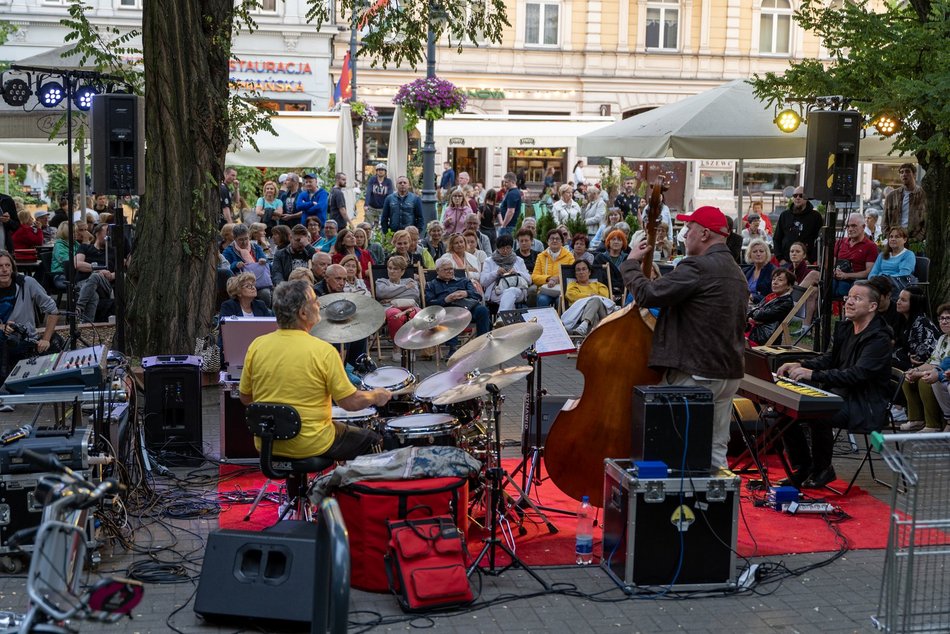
[310,293,386,344]
[448,322,544,373]
[394,306,472,350]
[432,366,533,405]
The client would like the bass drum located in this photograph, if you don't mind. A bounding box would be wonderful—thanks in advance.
[380,413,461,451]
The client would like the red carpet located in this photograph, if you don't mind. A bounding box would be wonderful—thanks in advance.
[218,458,895,566]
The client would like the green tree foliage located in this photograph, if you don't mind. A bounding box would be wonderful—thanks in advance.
[750,0,950,305]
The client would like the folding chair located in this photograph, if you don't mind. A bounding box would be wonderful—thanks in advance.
[369,263,416,358]
[763,285,817,346]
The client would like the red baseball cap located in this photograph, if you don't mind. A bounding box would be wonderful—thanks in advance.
[676,206,729,237]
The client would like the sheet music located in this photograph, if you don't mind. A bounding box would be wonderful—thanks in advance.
[523,308,576,356]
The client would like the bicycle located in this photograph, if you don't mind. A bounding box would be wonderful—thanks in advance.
[0,449,143,633]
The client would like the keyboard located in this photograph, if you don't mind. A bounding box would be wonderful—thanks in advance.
[738,373,843,419]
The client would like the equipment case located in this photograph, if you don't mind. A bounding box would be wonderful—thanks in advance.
[601,458,739,592]
[0,471,94,555]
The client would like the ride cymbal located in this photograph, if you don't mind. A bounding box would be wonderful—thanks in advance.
[394,306,472,350]
[448,322,543,373]
[432,366,534,405]
[310,293,386,344]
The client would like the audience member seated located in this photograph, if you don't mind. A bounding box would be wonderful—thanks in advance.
[561,260,615,337]
[464,230,488,269]
[421,221,446,261]
[867,226,916,294]
[742,201,773,234]
[311,251,331,295]
[425,256,490,345]
[332,228,374,285]
[480,234,530,313]
[446,233,483,293]
[514,228,539,272]
[306,217,322,245]
[590,209,623,252]
[900,301,950,432]
[340,254,369,295]
[746,269,796,346]
[270,224,291,253]
[272,224,316,284]
[776,281,893,488]
[315,219,338,253]
[463,213,492,255]
[239,280,390,461]
[892,285,939,371]
[831,213,879,298]
[375,255,421,361]
[355,224,385,265]
[388,229,423,268]
[741,213,772,247]
[532,229,574,308]
[631,222,674,261]
[74,222,121,322]
[569,233,595,265]
[743,239,775,304]
[519,217,545,252]
[220,272,272,318]
[51,222,84,290]
[594,229,629,302]
[249,223,274,259]
[321,264,369,368]
[11,210,44,253]
[406,225,435,269]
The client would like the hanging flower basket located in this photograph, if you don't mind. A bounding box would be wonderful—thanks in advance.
[331,98,379,124]
[393,76,467,131]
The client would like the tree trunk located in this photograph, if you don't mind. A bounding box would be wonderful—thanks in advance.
[127,0,234,355]
[918,150,950,310]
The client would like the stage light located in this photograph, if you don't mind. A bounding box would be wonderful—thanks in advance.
[38,81,65,107]
[1,77,33,107]
[74,84,98,111]
[873,114,901,137]
[774,108,802,133]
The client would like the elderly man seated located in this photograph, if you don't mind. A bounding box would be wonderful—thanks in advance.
[425,255,491,353]
[239,280,391,461]
[318,263,371,368]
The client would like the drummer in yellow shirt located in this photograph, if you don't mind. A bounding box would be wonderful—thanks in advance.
[239,280,392,460]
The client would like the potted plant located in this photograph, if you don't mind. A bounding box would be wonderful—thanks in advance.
[393,76,467,131]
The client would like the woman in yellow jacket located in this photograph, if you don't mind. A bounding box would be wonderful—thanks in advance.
[532,228,575,308]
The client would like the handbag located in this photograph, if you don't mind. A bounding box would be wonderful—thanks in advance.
[384,514,474,612]
[497,273,528,291]
[245,261,273,289]
[450,297,479,311]
[194,326,221,373]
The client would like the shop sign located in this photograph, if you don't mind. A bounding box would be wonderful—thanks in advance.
[464,89,505,99]
[230,78,305,93]
[449,137,466,146]
[699,160,733,169]
[519,138,536,145]
[229,60,313,74]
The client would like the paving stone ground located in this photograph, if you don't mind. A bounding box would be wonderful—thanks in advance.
[0,353,899,633]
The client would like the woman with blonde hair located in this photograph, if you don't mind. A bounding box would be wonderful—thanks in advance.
[220,271,271,318]
[255,179,284,228]
[441,188,470,235]
[12,209,43,253]
[744,239,776,304]
[447,232,483,292]
[340,253,369,294]
[422,220,446,261]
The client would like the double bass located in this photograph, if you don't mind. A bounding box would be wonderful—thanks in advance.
[543,177,667,507]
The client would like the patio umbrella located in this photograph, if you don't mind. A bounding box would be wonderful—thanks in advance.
[227,119,329,168]
[387,105,408,182]
[336,103,357,222]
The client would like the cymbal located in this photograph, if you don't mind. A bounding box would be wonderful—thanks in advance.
[448,322,544,373]
[394,306,472,350]
[432,366,533,405]
[310,293,385,344]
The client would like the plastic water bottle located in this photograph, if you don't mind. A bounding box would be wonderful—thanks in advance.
[575,495,594,565]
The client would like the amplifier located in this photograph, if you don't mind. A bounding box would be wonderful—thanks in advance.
[631,386,713,473]
[0,427,92,475]
[521,394,573,449]
[220,384,257,462]
[602,458,739,592]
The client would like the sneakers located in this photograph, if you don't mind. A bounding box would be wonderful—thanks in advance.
[900,420,926,432]
[890,405,908,423]
[0,405,13,413]
[575,320,590,336]
[917,425,942,433]
[802,465,837,489]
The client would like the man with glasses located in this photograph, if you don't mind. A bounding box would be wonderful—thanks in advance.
[831,213,880,297]
[777,280,893,488]
[773,186,823,264]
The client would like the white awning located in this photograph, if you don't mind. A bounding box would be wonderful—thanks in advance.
[0,140,80,164]
[273,112,341,153]
[418,116,616,149]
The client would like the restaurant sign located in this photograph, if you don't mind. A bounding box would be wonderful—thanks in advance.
[448,137,466,146]
[229,58,312,94]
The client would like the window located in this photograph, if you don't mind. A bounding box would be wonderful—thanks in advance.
[759,0,792,54]
[646,0,678,50]
[525,2,559,46]
[118,0,141,7]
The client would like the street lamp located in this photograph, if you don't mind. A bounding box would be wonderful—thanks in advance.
[420,4,447,225]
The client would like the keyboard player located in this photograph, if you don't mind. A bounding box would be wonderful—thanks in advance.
[775,281,893,488]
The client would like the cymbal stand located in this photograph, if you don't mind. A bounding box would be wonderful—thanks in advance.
[467,384,550,590]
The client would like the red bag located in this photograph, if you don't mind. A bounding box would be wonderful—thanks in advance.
[384,515,474,612]
[334,477,469,592]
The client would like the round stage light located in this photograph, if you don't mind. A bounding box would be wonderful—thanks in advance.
[774,108,802,133]
[74,85,98,111]
[873,114,901,138]
[38,81,65,108]
[1,78,33,107]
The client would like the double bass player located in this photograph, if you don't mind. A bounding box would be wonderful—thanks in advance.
[621,206,748,471]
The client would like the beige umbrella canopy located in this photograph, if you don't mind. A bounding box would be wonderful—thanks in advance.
[335,103,357,221]
[386,104,409,181]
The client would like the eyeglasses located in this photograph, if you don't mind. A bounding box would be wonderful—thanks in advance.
[939,316,950,323]
[792,194,804,198]
[240,282,256,289]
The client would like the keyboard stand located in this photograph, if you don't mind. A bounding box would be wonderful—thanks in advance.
[730,407,797,491]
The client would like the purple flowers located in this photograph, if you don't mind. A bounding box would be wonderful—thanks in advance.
[393,76,467,130]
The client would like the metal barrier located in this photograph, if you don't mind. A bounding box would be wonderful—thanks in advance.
[871,431,950,632]
[313,498,350,634]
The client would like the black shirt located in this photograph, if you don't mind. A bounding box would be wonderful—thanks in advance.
[219,183,232,225]
[516,248,538,272]
[614,192,640,217]
[0,284,16,323]
[327,186,347,227]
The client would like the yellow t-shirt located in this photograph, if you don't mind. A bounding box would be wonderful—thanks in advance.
[239,329,357,458]
[565,280,610,306]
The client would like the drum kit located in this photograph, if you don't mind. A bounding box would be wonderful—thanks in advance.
[313,295,551,587]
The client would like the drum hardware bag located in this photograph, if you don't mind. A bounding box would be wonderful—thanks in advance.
[384,515,474,612]
[334,476,469,592]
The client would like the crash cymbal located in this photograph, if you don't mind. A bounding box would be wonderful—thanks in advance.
[432,366,534,405]
[394,306,472,350]
[310,293,386,344]
[448,322,544,373]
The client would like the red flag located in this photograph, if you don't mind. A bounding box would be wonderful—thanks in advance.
[339,51,352,101]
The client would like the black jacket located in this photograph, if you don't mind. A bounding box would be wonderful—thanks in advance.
[220,299,271,318]
[772,201,823,263]
[747,292,794,345]
[802,314,893,432]
[271,244,316,284]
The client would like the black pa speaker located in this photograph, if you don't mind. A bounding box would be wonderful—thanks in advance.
[142,355,203,461]
[631,386,714,473]
[803,109,861,203]
[522,394,573,448]
[91,94,145,195]
[195,521,318,626]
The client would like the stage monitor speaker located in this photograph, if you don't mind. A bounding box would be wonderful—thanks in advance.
[142,355,202,460]
[803,109,861,203]
[522,394,573,448]
[91,94,145,195]
[195,521,317,626]
[631,386,714,473]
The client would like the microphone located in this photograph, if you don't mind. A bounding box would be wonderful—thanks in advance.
[1,424,33,445]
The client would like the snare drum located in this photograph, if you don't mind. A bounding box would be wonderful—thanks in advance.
[331,406,378,428]
[381,413,461,450]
